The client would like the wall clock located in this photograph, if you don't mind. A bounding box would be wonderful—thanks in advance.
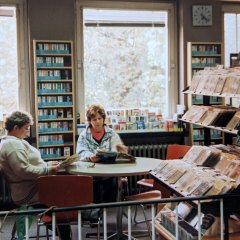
[192,5,213,26]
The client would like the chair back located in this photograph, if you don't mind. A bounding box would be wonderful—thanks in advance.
[166,144,191,160]
[37,175,93,222]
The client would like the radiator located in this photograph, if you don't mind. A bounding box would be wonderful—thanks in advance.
[128,144,167,159]
[127,144,167,194]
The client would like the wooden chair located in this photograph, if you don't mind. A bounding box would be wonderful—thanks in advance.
[137,144,192,190]
[36,175,100,240]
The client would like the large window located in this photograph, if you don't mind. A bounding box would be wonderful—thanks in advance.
[0,6,18,116]
[76,1,177,121]
[0,0,29,121]
[223,5,240,107]
[224,13,240,67]
[83,9,168,114]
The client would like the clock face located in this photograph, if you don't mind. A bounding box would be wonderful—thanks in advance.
[192,5,212,26]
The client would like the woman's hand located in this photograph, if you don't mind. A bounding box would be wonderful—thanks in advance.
[90,154,101,162]
[116,143,128,154]
[48,162,60,175]
[48,161,59,166]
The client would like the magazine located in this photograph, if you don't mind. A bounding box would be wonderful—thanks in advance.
[59,153,80,169]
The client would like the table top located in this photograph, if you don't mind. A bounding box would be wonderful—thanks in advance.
[66,157,162,177]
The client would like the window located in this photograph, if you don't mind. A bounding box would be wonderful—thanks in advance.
[76,1,177,122]
[0,0,29,120]
[223,5,240,107]
[224,13,240,67]
[0,6,18,115]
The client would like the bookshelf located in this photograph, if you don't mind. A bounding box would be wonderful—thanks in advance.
[187,42,224,146]
[33,40,76,161]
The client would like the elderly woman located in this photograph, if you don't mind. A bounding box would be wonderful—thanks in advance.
[0,110,73,239]
[0,110,60,205]
[76,104,128,203]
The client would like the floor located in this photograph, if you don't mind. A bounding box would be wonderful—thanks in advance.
[0,207,154,240]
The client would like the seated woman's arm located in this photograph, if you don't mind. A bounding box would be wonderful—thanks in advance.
[76,133,95,161]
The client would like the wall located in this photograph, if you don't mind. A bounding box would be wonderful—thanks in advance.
[178,0,223,105]
[27,0,225,106]
[28,0,75,40]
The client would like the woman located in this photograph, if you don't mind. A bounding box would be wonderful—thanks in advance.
[0,111,71,239]
[76,104,128,203]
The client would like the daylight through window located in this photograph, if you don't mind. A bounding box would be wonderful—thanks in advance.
[0,6,18,118]
[83,9,169,117]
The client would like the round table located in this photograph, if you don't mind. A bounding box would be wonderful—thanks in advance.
[66,157,161,177]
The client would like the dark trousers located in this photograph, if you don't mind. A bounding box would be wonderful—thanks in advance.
[93,177,118,203]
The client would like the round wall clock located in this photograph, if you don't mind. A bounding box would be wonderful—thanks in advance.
[192,5,213,26]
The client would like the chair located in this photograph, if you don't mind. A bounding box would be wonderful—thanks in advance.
[137,144,192,190]
[36,175,100,240]
[127,144,192,234]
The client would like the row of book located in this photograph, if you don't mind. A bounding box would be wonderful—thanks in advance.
[37,82,72,94]
[191,45,220,55]
[39,146,71,159]
[187,67,240,96]
[39,147,62,159]
[193,128,222,140]
[38,96,72,107]
[192,95,222,105]
[38,108,73,120]
[181,105,240,131]
[156,203,217,239]
[39,134,64,146]
[38,121,73,133]
[192,57,221,67]
[37,69,71,80]
[36,43,70,54]
[160,208,198,240]
[36,56,66,66]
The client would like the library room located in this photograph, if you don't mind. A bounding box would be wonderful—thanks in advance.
[1,0,240,240]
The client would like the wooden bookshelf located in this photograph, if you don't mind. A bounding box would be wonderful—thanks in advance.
[187,42,224,146]
[33,40,76,161]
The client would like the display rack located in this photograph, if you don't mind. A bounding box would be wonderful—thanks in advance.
[33,40,76,161]
[151,145,240,240]
[183,66,240,146]
[187,42,224,145]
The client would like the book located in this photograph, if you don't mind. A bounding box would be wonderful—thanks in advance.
[221,75,240,96]
[214,76,226,95]
[195,74,209,94]
[191,180,214,196]
[201,74,219,95]
[181,105,203,122]
[189,74,201,92]
[225,111,240,130]
[200,107,223,126]
[59,153,80,169]
[214,153,238,174]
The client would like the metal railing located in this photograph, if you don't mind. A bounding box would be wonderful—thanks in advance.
[0,194,239,240]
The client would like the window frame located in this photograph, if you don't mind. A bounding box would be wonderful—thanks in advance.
[75,0,177,122]
[0,0,29,112]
